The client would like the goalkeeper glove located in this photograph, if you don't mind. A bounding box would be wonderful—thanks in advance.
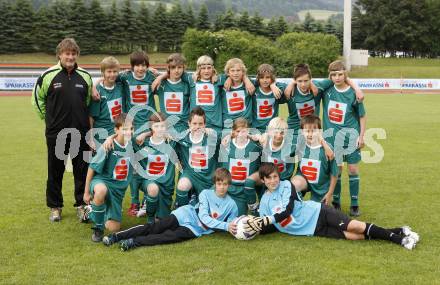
[245,215,271,232]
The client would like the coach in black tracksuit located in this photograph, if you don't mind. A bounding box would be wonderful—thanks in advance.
[32,38,93,222]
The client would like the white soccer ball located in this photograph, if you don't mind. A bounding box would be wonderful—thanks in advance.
[233,215,258,240]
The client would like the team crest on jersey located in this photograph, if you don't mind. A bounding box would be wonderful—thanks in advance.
[226,90,246,114]
[273,206,294,227]
[106,98,122,122]
[164,92,183,114]
[195,83,215,105]
[147,154,168,176]
[113,157,130,181]
[210,210,219,219]
[257,98,275,119]
[129,85,148,105]
[268,156,285,173]
[296,100,316,118]
[328,100,347,125]
[229,158,250,183]
[189,146,208,170]
[300,158,321,184]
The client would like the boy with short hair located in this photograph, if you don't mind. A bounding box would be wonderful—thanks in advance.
[102,168,238,251]
[89,56,125,147]
[322,60,367,216]
[136,112,179,222]
[174,107,219,207]
[245,163,419,250]
[83,113,134,242]
[291,115,339,204]
[155,53,191,135]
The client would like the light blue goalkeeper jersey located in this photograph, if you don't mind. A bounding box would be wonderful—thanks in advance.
[259,180,321,236]
[172,189,238,237]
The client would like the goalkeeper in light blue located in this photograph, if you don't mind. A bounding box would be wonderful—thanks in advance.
[101,168,238,251]
[244,163,420,250]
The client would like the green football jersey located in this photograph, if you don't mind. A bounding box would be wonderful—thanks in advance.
[218,139,261,187]
[90,140,134,191]
[183,72,224,129]
[252,82,287,131]
[286,80,328,131]
[119,70,157,133]
[89,82,125,137]
[296,143,339,200]
[221,82,253,125]
[322,84,366,147]
[261,137,296,181]
[156,78,190,133]
[136,137,177,188]
[177,132,219,185]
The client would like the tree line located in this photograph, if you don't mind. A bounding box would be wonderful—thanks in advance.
[0,0,342,54]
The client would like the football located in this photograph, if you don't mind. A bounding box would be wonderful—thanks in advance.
[233,215,258,240]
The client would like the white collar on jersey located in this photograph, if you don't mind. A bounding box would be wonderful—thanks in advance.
[296,85,310,96]
[133,72,146,81]
[305,142,322,149]
[231,82,243,89]
[258,86,272,96]
[269,137,284,152]
[189,132,204,144]
[114,139,128,149]
[150,136,165,145]
[100,82,115,91]
[232,137,250,149]
[334,85,351,93]
[167,78,182,84]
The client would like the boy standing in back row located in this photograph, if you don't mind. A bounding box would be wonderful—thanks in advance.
[322,60,367,216]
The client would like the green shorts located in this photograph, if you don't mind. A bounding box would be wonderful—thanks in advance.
[90,178,126,222]
[141,179,175,218]
[227,184,248,216]
[180,170,213,196]
[335,148,361,165]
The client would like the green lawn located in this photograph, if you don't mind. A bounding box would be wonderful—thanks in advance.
[0,52,171,65]
[350,57,440,78]
[1,94,440,284]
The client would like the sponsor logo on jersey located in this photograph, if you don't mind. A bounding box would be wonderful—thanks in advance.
[269,156,285,173]
[130,85,148,105]
[106,98,122,122]
[196,83,215,105]
[229,158,250,183]
[164,92,183,114]
[296,100,315,118]
[257,98,275,119]
[328,100,347,125]
[113,157,129,181]
[75,84,84,88]
[189,146,208,170]
[147,154,168,176]
[300,158,321,184]
[226,90,246,114]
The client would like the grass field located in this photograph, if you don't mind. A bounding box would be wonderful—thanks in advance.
[0,53,171,65]
[1,93,440,284]
[350,58,440,79]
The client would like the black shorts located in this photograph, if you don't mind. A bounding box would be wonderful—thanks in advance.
[313,204,352,239]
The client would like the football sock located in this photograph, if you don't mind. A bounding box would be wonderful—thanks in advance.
[349,174,360,207]
[244,178,257,205]
[364,223,403,244]
[90,203,105,230]
[130,179,140,205]
[387,227,403,235]
[175,189,189,207]
[332,174,342,204]
[146,194,158,219]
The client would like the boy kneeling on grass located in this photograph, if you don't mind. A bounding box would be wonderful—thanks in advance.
[244,163,420,250]
[83,113,134,242]
[102,168,238,251]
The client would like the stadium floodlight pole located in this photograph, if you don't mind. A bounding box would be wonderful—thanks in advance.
[343,0,352,71]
